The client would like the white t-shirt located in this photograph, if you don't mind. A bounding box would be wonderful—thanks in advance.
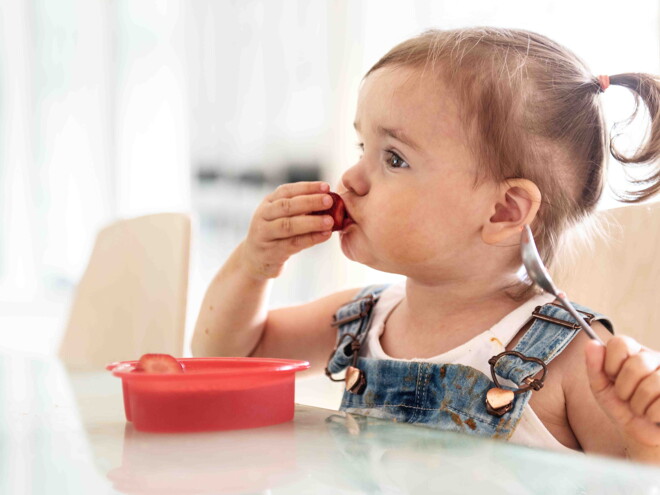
[361,281,574,452]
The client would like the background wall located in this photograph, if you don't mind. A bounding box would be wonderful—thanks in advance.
[0,0,658,356]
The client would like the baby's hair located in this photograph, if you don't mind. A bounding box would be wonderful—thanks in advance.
[365,27,660,291]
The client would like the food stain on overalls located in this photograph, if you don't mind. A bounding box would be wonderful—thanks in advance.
[325,284,613,441]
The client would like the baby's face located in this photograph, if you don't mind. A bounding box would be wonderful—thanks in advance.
[338,66,498,280]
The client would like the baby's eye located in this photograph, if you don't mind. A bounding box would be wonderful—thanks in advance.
[385,151,410,169]
[355,142,364,157]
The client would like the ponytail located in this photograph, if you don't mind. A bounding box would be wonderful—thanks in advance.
[607,73,660,202]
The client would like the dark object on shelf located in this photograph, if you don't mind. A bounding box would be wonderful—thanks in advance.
[196,166,224,184]
[284,164,322,184]
[237,169,268,186]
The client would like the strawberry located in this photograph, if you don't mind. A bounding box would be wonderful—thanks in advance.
[134,353,184,373]
[312,192,351,231]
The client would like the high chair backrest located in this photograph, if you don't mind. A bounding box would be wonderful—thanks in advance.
[59,213,191,370]
[552,202,660,349]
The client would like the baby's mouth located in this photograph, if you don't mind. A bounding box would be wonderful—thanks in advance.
[341,208,355,230]
[340,197,355,230]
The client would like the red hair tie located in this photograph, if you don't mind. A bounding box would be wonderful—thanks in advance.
[598,75,610,92]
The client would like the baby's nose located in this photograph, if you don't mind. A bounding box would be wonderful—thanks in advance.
[340,161,369,196]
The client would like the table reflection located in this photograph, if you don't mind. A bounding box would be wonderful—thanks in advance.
[1,351,660,495]
[307,411,660,494]
[108,421,299,494]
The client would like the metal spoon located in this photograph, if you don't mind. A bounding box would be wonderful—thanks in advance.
[521,225,604,344]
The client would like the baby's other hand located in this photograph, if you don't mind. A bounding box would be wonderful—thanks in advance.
[585,336,660,452]
[241,181,335,280]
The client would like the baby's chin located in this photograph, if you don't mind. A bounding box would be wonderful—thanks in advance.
[339,235,357,262]
[339,233,372,266]
[339,236,386,272]
[340,235,441,277]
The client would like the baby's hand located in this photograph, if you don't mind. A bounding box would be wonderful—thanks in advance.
[585,336,660,453]
[240,181,335,279]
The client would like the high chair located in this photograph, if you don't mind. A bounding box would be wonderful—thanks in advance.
[58,213,191,370]
[552,201,660,349]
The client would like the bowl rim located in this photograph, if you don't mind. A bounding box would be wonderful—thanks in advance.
[106,356,310,379]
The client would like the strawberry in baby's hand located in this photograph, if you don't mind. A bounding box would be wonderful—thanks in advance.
[134,353,184,373]
[312,192,352,231]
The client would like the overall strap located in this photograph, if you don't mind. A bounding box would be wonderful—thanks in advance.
[493,301,613,387]
[325,284,389,375]
[332,284,390,343]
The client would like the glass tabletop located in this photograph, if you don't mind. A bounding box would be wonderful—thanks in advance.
[1,351,659,494]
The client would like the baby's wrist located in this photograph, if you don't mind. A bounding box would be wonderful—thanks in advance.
[235,241,282,281]
[624,437,660,465]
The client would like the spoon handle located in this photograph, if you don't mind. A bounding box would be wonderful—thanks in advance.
[556,292,605,345]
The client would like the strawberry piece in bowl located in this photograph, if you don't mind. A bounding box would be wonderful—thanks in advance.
[134,353,184,373]
[312,192,353,231]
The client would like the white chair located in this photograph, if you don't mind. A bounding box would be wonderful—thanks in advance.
[553,202,660,349]
[59,213,190,370]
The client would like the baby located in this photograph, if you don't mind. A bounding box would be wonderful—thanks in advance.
[192,27,660,463]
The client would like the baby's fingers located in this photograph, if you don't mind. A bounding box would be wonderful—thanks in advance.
[262,193,333,221]
[266,181,330,202]
[282,230,333,255]
[645,396,660,423]
[603,336,643,380]
[613,350,660,402]
[585,340,610,394]
[585,340,636,427]
[265,214,334,241]
[629,370,660,418]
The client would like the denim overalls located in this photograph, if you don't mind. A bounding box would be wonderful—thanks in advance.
[325,284,613,440]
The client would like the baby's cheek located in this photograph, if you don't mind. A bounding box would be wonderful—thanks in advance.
[377,216,440,265]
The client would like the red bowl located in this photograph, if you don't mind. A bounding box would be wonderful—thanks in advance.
[107,357,310,433]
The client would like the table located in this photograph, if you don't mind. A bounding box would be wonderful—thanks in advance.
[1,351,659,494]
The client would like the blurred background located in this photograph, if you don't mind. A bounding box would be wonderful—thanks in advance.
[0,0,658,356]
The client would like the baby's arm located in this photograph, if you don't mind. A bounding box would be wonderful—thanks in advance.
[191,181,358,371]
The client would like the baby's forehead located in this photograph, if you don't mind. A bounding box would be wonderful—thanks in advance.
[357,66,466,145]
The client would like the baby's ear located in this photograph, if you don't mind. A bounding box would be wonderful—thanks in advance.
[481,179,541,245]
